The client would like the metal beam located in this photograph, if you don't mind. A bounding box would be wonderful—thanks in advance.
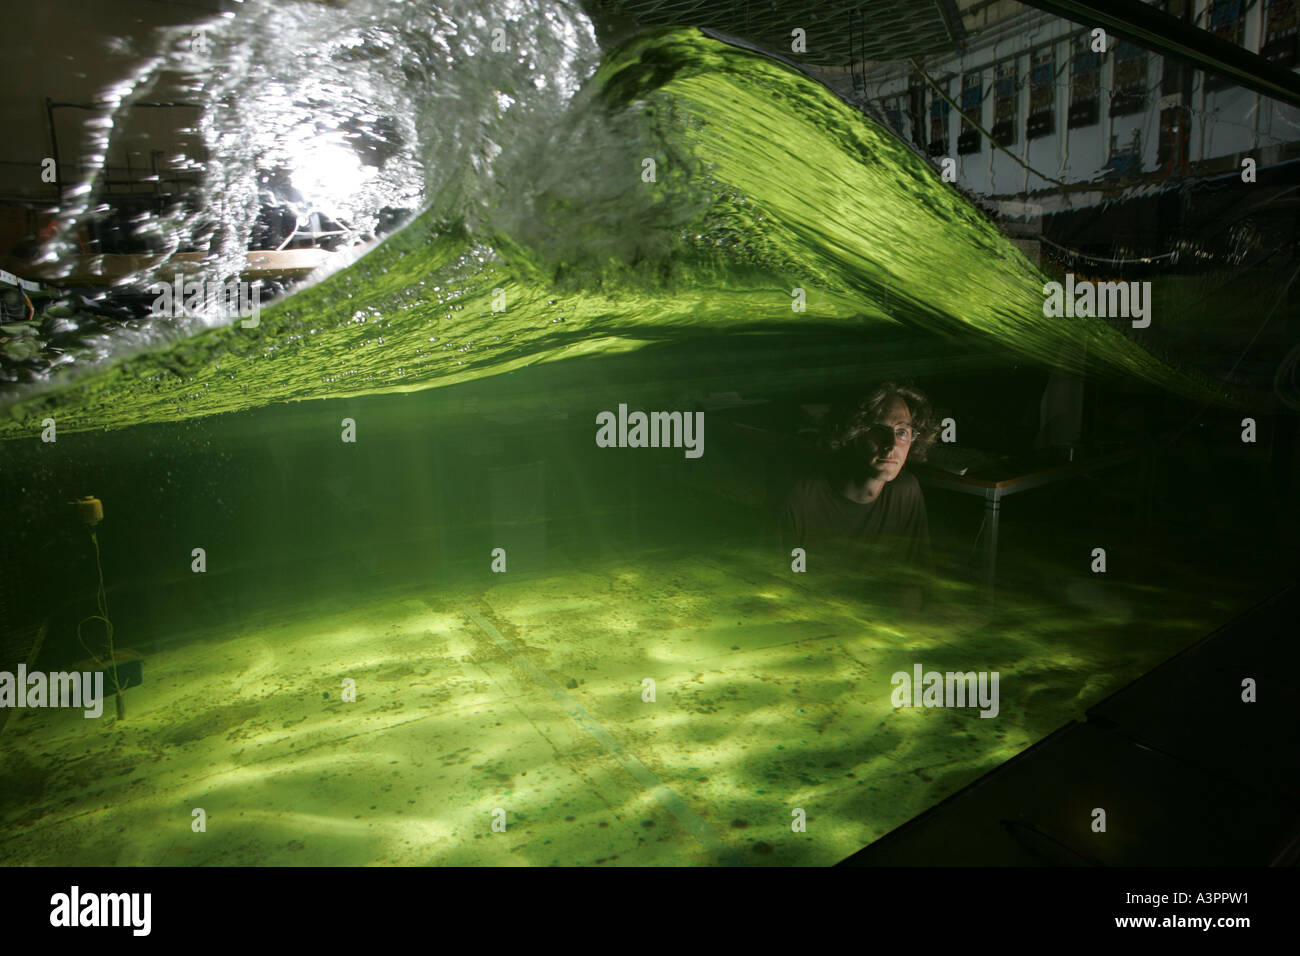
[1015,0,1300,110]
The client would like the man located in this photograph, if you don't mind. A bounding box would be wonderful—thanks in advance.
[779,382,936,603]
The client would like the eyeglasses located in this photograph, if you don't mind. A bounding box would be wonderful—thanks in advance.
[852,422,915,446]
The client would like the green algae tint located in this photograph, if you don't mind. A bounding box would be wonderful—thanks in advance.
[0,28,1233,439]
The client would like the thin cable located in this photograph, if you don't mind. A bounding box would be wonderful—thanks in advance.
[274,225,299,251]
[76,530,122,699]
[1222,265,1299,383]
[970,511,987,558]
[910,57,1069,188]
[1272,339,1300,411]
[1039,236,1179,266]
[1152,260,1300,454]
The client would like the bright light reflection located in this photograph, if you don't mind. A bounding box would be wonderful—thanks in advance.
[286,134,375,211]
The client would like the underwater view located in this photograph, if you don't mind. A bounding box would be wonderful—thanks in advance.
[0,0,1298,880]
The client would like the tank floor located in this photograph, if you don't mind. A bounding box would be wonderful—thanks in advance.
[0,528,1270,866]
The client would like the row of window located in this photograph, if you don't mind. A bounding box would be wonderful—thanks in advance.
[880,0,1298,157]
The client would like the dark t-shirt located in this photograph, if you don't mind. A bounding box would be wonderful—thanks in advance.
[779,468,930,574]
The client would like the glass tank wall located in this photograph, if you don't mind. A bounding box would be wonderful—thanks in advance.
[0,0,1296,866]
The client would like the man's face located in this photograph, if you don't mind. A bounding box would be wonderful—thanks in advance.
[857,397,914,482]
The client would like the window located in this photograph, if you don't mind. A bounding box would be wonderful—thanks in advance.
[958,72,982,154]
[1263,0,1299,66]
[928,86,950,156]
[1028,48,1055,140]
[909,81,927,148]
[1161,0,1194,98]
[882,97,905,136]
[1158,105,1191,172]
[1102,130,1141,179]
[1209,0,1246,42]
[1205,0,1245,91]
[992,61,1019,147]
[1069,34,1100,128]
[1111,41,1148,115]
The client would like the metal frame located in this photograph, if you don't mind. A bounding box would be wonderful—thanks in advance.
[1017,0,1300,109]
[916,448,1140,600]
[44,99,202,201]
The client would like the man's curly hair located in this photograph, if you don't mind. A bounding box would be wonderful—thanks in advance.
[820,382,939,463]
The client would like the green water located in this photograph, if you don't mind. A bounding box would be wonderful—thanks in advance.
[0,29,1232,438]
[0,29,1290,866]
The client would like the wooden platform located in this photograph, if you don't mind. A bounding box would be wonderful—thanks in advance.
[0,248,334,286]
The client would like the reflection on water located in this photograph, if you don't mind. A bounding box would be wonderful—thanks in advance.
[0,2,1290,870]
